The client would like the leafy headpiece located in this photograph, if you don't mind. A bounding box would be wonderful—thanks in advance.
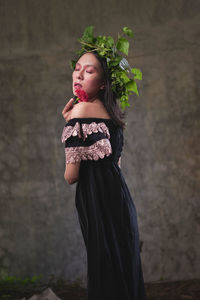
[70,26,142,111]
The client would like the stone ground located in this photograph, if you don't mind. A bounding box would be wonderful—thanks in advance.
[1,278,199,300]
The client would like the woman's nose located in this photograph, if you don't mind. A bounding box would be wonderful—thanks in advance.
[76,70,84,80]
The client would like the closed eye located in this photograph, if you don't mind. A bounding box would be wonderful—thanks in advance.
[74,69,92,72]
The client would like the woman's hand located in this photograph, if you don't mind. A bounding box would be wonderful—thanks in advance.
[62,98,74,122]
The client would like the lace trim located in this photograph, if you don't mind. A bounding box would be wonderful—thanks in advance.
[81,122,110,141]
[61,122,81,143]
[61,121,110,143]
[65,138,112,163]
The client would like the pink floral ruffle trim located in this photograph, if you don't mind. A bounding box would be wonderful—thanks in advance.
[64,138,112,163]
[81,122,110,141]
[61,122,82,143]
[61,121,111,143]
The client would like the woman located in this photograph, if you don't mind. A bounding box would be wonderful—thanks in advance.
[61,49,146,299]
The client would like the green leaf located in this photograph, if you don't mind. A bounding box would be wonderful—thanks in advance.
[123,26,134,38]
[22,278,29,284]
[108,56,122,67]
[121,103,126,111]
[131,68,142,80]
[106,36,114,47]
[120,95,130,111]
[116,37,129,56]
[126,79,139,95]
[120,72,130,83]
[82,25,94,38]
[80,25,94,43]
[75,48,82,55]
[99,49,107,56]
[70,60,76,70]
[31,275,38,283]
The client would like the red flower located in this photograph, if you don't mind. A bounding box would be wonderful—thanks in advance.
[75,88,89,102]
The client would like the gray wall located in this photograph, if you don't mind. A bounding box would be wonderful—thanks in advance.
[0,0,199,285]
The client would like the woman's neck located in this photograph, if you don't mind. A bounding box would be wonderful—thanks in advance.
[88,97,102,105]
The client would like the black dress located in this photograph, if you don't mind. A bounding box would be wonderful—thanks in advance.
[61,117,147,300]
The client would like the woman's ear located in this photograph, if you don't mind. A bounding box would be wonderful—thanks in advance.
[100,82,106,90]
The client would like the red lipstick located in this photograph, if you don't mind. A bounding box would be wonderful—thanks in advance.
[74,82,82,88]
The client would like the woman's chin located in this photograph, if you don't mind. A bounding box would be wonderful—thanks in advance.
[72,90,77,96]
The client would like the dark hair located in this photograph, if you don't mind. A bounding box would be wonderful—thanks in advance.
[75,51,127,129]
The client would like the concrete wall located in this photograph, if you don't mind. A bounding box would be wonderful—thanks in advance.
[0,0,199,285]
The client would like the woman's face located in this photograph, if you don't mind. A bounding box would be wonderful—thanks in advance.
[72,52,105,101]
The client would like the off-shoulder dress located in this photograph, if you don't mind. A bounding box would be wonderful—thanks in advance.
[61,117,147,300]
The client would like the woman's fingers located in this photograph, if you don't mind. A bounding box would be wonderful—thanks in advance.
[64,111,71,122]
[62,98,75,122]
[63,109,72,122]
[62,98,74,115]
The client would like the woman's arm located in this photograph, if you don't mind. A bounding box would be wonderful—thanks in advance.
[63,101,109,184]
[63,102,88,184]
[118,156,121,168]
[62,98,74,122]
[64,162,80,184]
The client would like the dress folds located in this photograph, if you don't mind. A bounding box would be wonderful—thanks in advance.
[61,117,147,300]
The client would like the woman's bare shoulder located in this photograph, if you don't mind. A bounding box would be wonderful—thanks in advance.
[70,101,111,119]
[70,102,94,118]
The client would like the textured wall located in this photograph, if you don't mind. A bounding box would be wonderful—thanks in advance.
[0,0,199,285]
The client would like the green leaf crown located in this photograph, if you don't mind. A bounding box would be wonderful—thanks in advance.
[70,26,142,111]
